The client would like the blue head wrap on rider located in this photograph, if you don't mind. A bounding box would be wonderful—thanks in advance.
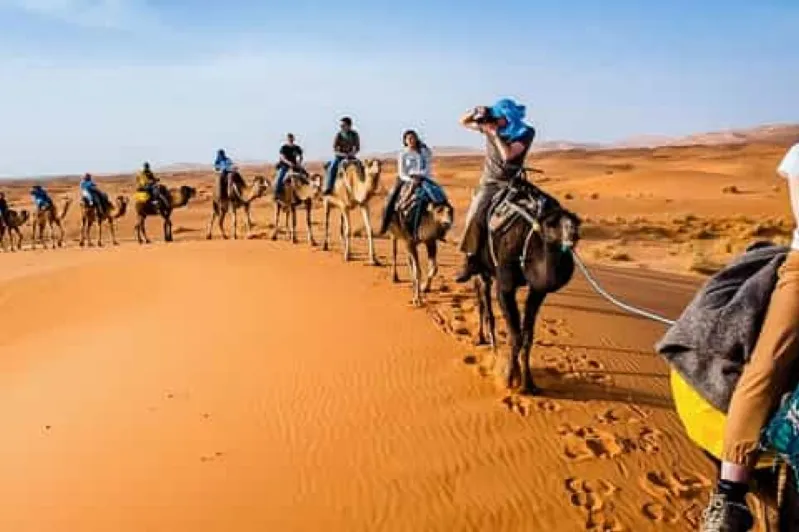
[489,98,529,141]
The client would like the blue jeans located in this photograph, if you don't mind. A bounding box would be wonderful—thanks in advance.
[417,178,446,204]
[275,165,290,197]
[324,156,345,194]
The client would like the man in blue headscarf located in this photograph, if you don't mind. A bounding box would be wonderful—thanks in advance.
[454,98,537,283]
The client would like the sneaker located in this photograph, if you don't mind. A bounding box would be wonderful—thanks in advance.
[701,492,754,532]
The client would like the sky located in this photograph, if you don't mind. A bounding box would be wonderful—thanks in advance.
[0,0,797,178]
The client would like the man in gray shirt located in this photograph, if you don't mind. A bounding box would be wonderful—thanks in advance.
[455,98,536,283]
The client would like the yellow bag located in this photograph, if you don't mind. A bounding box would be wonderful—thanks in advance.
[134,191,150,203]
[670,369,776,469]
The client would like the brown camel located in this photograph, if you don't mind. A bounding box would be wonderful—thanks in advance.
[206,174,268,240]
[321,158,382,264]
[474,180,581,394]
[269,171,322,245]
[31,198,72,250]
[385,184,454,306]
[80,195,128,247]
[134,184,196,244]
[0,209,29,251]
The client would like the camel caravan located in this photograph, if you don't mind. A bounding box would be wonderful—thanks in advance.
[3,102,799,530]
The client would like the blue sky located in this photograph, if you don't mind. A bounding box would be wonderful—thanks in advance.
[0,0,797,177]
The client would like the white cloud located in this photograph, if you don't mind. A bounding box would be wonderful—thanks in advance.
[0,0,158,29]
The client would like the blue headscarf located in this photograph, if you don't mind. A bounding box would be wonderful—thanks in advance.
[489,98,530,141]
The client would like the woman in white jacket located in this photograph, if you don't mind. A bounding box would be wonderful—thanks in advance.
[379,130,447,235]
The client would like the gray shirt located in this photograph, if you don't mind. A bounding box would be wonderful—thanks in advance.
[480,127,536,184]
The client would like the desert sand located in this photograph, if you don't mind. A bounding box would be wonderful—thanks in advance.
[0,137,796,531]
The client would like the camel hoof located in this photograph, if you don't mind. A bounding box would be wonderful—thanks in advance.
[422,285,432,294]
[271,234,278,241]
[370,259,382,267]
[322,243,329,251]
[206,235,212,240]
[518,380,542,396]
[392,275,400,284]
[113,241,119,246]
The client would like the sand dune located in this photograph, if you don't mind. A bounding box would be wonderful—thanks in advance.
[1,138,795,530]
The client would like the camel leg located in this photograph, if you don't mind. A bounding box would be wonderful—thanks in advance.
[13,227,22,251]
[305,201,316,246]
[244,205,253,239]
[109,218,119,246]
[391,237,400,283]
[218,208,228,240]
[359,204,380,266]
[206,207,217,240]
[56,220,65,247]
[475,276,497,349]
[231,207,238,240]
[290,206,297,244]
[164,216,173,242]
[98,219,104,247]
[421,240,438,293]
[341,211,351,262]
[497,287,523,390]
[406,242,422,307]
[30,223,37,251]
[137,216,151,244]
[322,201,331,251]
[271,204,281,240]
[518,290,546,395]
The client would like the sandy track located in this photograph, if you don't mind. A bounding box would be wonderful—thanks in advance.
[0,234,718,532]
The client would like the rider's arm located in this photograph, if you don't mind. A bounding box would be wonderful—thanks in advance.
[485,127,528,162]
[296,147,304,166]
[421,146,433,177]
[351,131,361,156]
[397,152,412,182]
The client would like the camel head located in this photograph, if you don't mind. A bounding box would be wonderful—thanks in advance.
[251,175,269,199]
[115,196,129,217]
[174,185,197,207]
[522,207,581,293]
[541,208,581,252]
[15,209,30,227]
[422,201,454,240]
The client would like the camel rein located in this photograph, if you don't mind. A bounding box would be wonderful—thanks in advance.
[569,251,677,327]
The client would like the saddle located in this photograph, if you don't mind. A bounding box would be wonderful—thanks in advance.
[395,180,443,237]
[487,178,559,237]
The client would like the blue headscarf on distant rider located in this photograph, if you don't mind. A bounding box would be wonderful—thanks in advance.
[489,98,529,142]
[214,149,232,172]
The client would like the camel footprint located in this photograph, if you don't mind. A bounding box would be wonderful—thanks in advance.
[502,395,564,417]
[565,478,625,531]
[558,424,632,462]
[639,470,711,526]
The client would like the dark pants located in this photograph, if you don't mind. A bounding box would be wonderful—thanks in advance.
[324,156,345,194]
[458,181,503,256]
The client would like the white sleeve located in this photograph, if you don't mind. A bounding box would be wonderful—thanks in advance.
[778,144,799,180]
[397,152,411,181]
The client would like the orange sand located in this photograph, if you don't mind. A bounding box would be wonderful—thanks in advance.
[0,139,795,531]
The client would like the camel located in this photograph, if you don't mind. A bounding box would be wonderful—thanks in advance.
[80,195,128,247]
[385,183,454,306]
[268,170,322,244]
[321,158,382,265]
[473,181,581,394]
[31,198,71,250]
[206,174,269,240]
[134,184,197,244]
[0,209,29,251]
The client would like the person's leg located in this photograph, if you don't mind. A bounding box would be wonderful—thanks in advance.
[275,166,289,198]
[455,182,497,283]
[379,178,403,235]
[324,157,342,195]
[702,251,799,531]
[420,178,447,205]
